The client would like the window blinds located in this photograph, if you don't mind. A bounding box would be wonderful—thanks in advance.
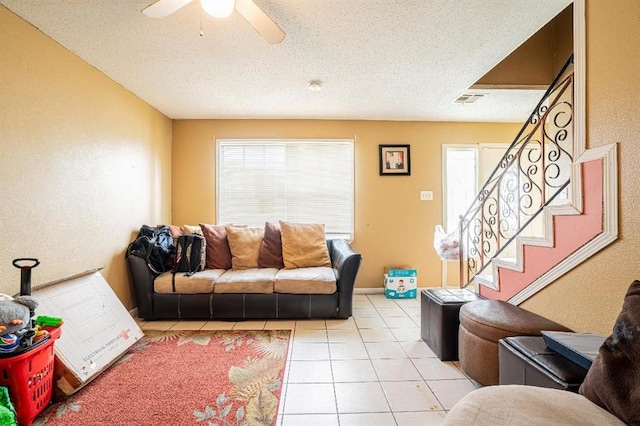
[217,139,354,239]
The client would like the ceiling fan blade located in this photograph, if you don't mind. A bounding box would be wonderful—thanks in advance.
[235,0,285,44]
[142,0,194,19]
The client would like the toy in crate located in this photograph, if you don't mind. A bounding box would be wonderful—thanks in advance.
[0,259,62,426]
[384,269,417,299]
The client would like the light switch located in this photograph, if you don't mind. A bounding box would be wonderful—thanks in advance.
[420,191,433,201]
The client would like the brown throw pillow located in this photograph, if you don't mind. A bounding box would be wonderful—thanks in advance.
[579,280,640,424]
[280,221,331,269]
[226,227,264,270]
[258,222,285,269]
[199,224,233,269]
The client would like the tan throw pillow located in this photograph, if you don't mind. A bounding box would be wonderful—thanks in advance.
[579,280,640,424]
[258,221,285,269]
[180,224,203,235]
[280,221,331,269]
[226,227,264,270]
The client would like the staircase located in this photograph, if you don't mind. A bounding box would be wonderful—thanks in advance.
[458,55,618,304]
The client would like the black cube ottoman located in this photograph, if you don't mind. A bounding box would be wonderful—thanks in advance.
[420,288,482,361]
[499,335,589,392]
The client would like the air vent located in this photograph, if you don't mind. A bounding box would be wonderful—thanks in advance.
[453,93,487,104]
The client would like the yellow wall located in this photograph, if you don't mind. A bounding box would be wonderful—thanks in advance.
[172,120,521,289]
[0,6,172,308]
[521,0,640,335]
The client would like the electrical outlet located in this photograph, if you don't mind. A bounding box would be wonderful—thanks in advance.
[420,191,433,201]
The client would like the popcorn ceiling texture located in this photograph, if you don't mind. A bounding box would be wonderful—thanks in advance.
[0,0,570,122]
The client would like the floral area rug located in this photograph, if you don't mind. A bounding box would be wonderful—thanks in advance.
[34,330,291,426]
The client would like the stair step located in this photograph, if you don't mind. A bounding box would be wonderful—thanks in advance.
[474,274,497,291]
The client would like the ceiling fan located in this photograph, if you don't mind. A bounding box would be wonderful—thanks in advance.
[142,0,285,44]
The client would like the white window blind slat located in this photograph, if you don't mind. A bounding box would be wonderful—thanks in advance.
[217,139,354,238]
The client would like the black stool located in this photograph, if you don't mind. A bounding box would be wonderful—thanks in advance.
[420,288,482,361]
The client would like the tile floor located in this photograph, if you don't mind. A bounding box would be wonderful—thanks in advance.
[137,293,480,426]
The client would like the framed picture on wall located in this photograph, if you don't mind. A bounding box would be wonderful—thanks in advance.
[379,144,411,176]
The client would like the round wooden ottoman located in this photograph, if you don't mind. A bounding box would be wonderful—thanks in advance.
[458,300,571,385]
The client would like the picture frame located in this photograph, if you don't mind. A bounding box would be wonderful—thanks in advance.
[379,144,411,176]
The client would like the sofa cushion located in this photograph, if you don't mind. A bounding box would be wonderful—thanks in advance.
[258,222,285,269]
[154,269,224,294]
[274,267,336,294]
[200,223,234,270]
[280,221,331,269]
[214,268,278,294]
[443,385,624,426]
[579,280,640,425]
[226,226,264,270]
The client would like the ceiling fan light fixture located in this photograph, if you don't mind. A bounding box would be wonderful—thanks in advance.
[201,0,235,18]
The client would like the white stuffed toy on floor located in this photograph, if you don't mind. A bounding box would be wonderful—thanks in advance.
[0,295,38,353]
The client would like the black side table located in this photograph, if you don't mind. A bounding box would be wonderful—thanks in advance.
[499,336,590,392]
[420,288,482,361]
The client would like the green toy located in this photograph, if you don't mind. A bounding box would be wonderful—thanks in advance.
[0,387,17,426]
[34,316,63,328]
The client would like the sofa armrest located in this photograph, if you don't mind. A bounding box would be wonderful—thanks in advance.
[127,255,156,320]
[328,239,362,318]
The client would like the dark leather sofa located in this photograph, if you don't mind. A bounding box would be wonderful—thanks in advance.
[128,239,362,321]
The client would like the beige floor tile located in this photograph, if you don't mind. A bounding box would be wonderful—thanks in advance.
[328,329,363,343]
[377,307,409,317]
[281,414,339,426]
[353,296,374,308]
[402,307,421,317]
[293,328,327,343]
[365,342,407,359]
[279,383,288,413]
[400,341,437,359]
[427,379,477,410]
[360,328,397,343]
[383,316,418,329]
[394,410,447,425]
[367,295,398,307]
[372,359,423,381]
[283,383,337,414]
[200,321,235,330]
[140,320,177,331]
[335,382,391,413]
[170,320,206,330]
[265,320,296,330]
[332,359,378,382]
[354,317,387,329]
[329,342,370,360]
[352,308,382,318]
[291,342,330,360]
[232,320,266,330]
[295,319,327,329]
[339,412,397,426]
[390,327,422,342]
[412,359,466,380]
[326,318,357,330]
[381,381,443,412]
[287,360,333,383]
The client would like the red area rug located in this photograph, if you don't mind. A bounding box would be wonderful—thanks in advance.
[35,330,291,426]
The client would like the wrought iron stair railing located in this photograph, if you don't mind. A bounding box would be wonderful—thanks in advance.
[459,55,575,288]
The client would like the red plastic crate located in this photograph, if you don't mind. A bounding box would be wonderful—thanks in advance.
[0,327,61,426]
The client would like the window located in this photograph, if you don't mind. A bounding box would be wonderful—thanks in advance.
[217,139,354,239]
[443,147,478,233]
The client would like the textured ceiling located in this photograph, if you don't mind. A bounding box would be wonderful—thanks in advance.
[1,0,572,122]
